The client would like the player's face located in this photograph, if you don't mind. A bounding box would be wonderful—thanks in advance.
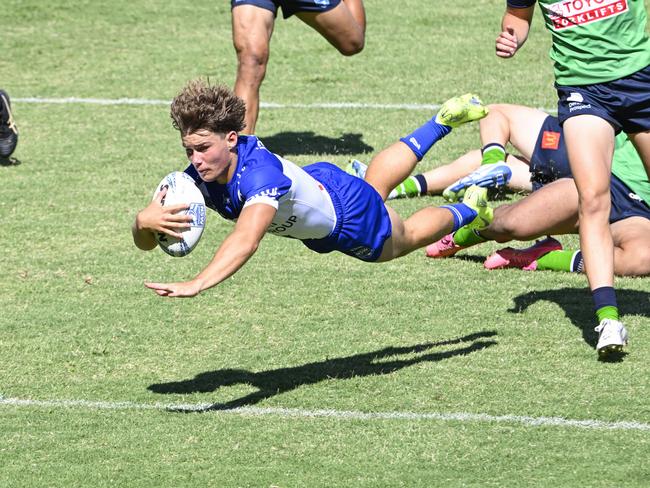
[182,130,236,183]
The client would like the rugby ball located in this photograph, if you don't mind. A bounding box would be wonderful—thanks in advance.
[153,171,206,257]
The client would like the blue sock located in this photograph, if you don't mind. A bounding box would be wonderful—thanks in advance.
[593,286,619,322]
[592,286,617,310]
[399,118,451,161]
[440,203,477,232]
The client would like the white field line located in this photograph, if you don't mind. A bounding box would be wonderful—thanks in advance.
[13,96,439,110]
[0,396,647,431]
[14,96,557,113]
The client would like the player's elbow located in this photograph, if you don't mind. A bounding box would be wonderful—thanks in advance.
[239,237,260,258]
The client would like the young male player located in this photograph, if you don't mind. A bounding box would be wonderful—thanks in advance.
[495,0,650,356]
[132,80,491,298]
[231,0,366,134]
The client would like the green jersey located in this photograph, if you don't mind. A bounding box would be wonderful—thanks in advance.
[522,0,650,85]
[612,133,650,206]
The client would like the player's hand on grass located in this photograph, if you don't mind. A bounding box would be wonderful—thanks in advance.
[496,26,519,58]
[136,187,193,239]
[144,279,203,298]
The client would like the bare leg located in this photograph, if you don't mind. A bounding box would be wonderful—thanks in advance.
[364,142,419,201]
[628,130,650,181]
[231,5,275,134]
[611,217,650,276]
[421,150,532,195]
[296,0,365,55]
[377,206,455,262]
[564,115,615,291]
[481,178,579,242]
[480,104,548,159]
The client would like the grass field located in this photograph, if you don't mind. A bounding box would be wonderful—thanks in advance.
[2,1,650,486]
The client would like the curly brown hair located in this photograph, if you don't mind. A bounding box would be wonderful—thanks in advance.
[170,79,246,136]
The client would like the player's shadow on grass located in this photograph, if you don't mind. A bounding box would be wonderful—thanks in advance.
[148,330,497,412]
[262,131,373,156]
[508,287,649,361]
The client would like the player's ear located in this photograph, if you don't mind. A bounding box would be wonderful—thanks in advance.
[226,130,238,150]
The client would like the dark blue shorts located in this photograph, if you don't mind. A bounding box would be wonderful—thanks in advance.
[530,115,572,191]
[609,175,650,224]
[528,119,650,224]
[556,64,650,134]
[231,0,341,19]
[301,162,392,262]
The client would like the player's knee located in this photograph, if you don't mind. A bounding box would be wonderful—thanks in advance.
[236,45,270,70]
[336,35,365,56]
[578,188,610,216]
[623,247,650,276]
[489,208,526,240]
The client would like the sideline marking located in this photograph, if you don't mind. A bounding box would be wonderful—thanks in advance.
[14,96,558,114]
[0,396,647,431]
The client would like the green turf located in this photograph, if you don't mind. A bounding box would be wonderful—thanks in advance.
[2,1,649,487]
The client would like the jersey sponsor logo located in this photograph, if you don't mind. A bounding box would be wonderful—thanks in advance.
[629,192,642,202]
[246,187,279,204]
[546,0,628,30]
[268,215,298,234]
[541,131,561,150]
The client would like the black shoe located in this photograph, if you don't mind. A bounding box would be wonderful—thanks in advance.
[0,90,18,158]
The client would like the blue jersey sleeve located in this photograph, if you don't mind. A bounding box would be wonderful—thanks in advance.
[239,165,292,205]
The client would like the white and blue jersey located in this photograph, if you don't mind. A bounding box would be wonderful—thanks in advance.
[184,135,392,261]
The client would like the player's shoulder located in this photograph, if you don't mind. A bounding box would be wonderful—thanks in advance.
[237,135,283,172]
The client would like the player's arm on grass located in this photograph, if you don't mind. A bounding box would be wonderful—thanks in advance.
[496,5,534,58]
[131,187,192,251]
[145,202,277,297]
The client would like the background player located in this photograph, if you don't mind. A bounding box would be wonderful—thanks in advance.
[231,0,366,134]
[132,80,491,298]
[346,103,540,200]
[0,89,18,159]
[495,0,650,356]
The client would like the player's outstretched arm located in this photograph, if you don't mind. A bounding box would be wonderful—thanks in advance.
[132,187,192,251]
[496,6,534,58]
[145,203,277,298]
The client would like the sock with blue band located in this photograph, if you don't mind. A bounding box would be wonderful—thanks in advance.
[592,286,619,322]
[399,119,452,161]
[440,203,477,232]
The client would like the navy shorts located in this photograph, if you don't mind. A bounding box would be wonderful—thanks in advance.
[301,162,392,262]
[231,0,341,18]
[556,64,650,134]
[609,175,650,224]
[530,115,572,191]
